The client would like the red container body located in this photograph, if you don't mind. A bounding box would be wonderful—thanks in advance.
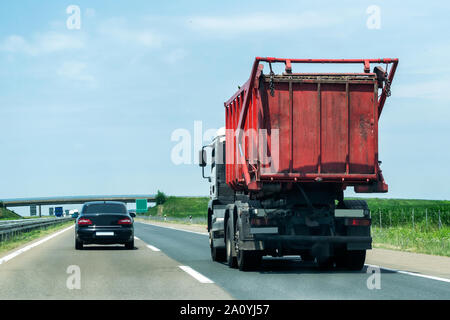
[224,57,398,193]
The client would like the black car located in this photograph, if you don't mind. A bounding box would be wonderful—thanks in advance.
[75,201,135,250]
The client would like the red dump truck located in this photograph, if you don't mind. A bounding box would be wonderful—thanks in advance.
[200,57,398,271]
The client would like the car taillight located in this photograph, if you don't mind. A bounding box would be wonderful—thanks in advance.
[118,218,132,225]
[345,218,371,226]
[78,218,92,226]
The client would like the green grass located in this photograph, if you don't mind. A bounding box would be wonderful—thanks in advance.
[142,196,209,218]
[349,198,450,228]
[0,220,74,255]
[372,224,450,256]
[0,208,22,220]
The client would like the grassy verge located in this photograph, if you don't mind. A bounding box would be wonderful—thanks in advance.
[143,196,209,218]
[371,224,450,257]
[0,207,23,220]
[0,220,74,256]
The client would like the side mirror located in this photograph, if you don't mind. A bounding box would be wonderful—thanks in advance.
[199,149,207,167]
[130,212,136,218]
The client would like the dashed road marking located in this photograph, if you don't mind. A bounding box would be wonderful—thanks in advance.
[146,244,161,252]
[179,266,214,283]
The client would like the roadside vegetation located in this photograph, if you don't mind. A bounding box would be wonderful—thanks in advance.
[0,220,74,256]
[141,195,208,218]
[0,207,23,220]
[139,195,449,256]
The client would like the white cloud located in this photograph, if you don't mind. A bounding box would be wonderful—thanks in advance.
[188,11,344,34]
[395,78,450,101]
[164,48,188,64]
[57,61,95,84]
[0,32,85,56]
[98,18,162,48]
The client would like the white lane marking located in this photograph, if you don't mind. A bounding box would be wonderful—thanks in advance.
[366,264,450,283]
[136,221,208,236]
[179,266,214,283]
[146,244,161,252]
[0,225,74,266]
[134,236,140,240]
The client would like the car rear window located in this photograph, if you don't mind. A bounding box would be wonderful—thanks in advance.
[82,203,127,214]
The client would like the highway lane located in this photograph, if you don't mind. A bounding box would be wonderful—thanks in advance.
[134,222,450,300]
[0,225,232,299]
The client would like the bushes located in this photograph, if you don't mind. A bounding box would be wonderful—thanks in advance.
[155,190,167,205]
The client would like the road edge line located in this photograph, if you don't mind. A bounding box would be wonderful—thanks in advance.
[365,264,450,283]
[0,225,74,265]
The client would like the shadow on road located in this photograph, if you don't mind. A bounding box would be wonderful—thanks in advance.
[81,245,138,251]
[246,257,397,275]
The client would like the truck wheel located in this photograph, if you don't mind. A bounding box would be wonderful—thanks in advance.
[226,223,237,268]
[316,257,334,270]
[336,250,366,271]
[75,239,83,250]
[210,230,226,262]
[237,250,262,271]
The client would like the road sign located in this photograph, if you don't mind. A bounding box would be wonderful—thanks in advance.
[136,199,148,214]
[49,207,54,216]
[30,205,37,216]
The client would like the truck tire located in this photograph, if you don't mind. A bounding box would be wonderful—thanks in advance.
[237,250,262,271]
[236,223,262,271]
[336,250,366,271]
[316,257,334,270]
[210,230,226,262]
[336,200,368,270]
[75,239,83,250]
[226,223,237,268]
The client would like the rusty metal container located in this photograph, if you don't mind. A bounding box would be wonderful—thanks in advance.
[225,57,398,193]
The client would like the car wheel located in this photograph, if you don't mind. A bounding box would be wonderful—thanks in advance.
[125,239,134,250]
[75,238,83,250]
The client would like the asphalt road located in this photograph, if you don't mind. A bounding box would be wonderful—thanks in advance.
[0,222,449,300]
[0,225,232,299]
[134,222,450,300]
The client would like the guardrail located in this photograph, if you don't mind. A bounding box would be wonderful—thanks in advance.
[0,217,74,242]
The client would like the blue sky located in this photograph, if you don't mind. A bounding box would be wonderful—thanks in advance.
[0,1,449,215]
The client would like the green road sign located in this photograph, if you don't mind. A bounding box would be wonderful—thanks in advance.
[136,199,148,214]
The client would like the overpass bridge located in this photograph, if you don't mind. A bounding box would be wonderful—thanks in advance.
[0,195,156,216]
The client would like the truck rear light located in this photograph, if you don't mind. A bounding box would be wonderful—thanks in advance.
[251,218,268,226]
[77,218,92,226]
[118,218,132,225]
[346,218,371,227]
